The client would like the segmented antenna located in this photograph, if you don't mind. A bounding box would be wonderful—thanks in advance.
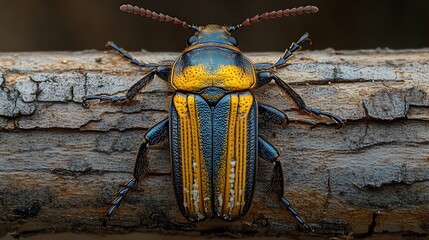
[228,5,319,32]
[119,4,199,31]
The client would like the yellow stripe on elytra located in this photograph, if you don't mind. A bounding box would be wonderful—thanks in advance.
[173,95,187,211]
[239,93,252,213]
[173,94,193,216]
[188,95,205,219]
[173,94,207,220]
[231,93,253,217]
[186,115,195,215]
[231,106,241,217]
[221,93,253,219]
[223,94,238,216]
[172,64,255,91]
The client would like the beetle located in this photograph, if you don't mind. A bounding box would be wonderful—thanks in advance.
[82,3,345,231]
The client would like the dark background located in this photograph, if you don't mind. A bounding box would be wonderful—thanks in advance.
[0,0,428,52]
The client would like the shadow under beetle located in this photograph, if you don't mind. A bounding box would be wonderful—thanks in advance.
[82,3,345,231]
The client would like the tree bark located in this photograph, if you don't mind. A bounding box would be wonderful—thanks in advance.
[1,49,428,238]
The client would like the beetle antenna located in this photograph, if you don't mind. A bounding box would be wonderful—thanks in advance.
[228,5,319,32]
[119,4,199,31]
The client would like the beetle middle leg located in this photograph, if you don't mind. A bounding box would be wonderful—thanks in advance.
[103,118,169,226]
[255,72,345,126]
[82,65,171,107]
[259,102,289,125]
[258,137,312,231]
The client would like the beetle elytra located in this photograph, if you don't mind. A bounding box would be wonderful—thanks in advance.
[82,3,345,231]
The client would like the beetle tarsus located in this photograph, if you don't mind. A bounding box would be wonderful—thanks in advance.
[258,136,311,230]
[81,95,128,106]
[102,178,137,226]
[281,197,313,232]
[303,106,346,126]
[272,32,312,68]
[302,222,313,232]
[102,205,117,227]
[81,97,91,108]
[102,217,109,227]
[106,41,159,68]
[272,161,312,232]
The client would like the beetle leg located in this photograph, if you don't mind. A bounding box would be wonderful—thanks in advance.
[103,118,169,226]
[257,136,312,231]
[82,66,171,108]
[82,69,155,107]
[106,41,159,68]
[256,72,345,126]
[273,160,312,232]
[272,32,312,69]
[271,74,345,125]
[258,136,279,163]
[258,103,289,125]
[254,33,312,71]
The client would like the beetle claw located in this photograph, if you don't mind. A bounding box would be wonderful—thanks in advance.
[102,217,110,227]
[81,97,91,108]
[302,223,313,232]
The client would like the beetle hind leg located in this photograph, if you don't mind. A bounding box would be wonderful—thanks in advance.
[103,118,169,226]
[258,136,312,232]
[271,161,312,232]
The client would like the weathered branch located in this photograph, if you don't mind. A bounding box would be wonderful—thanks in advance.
[1,49,429,238]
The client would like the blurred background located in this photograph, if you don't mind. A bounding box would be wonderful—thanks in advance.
[0,0,428,52]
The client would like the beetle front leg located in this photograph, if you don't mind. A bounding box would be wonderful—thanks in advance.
[272,32,312,69]
[256,72,345,126]
[103,118,169,226]
[106,41,158,68]
[82,65,171,108]
[258,136,312,232]
[254,33,311,71]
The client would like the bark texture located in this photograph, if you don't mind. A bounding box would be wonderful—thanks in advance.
[0,49,429,238]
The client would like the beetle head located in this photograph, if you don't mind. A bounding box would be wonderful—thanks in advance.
[186,25,238,47]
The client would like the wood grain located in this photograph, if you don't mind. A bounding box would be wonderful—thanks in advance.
[1,49,428,238]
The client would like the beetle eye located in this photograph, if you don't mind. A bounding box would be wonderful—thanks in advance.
[187,36,198,45]
[228,36,238,46]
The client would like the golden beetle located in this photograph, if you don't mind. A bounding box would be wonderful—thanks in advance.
[82,3,344,231]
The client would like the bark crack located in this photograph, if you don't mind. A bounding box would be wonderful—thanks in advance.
[367,211,380,236]
[29,75,42,101]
